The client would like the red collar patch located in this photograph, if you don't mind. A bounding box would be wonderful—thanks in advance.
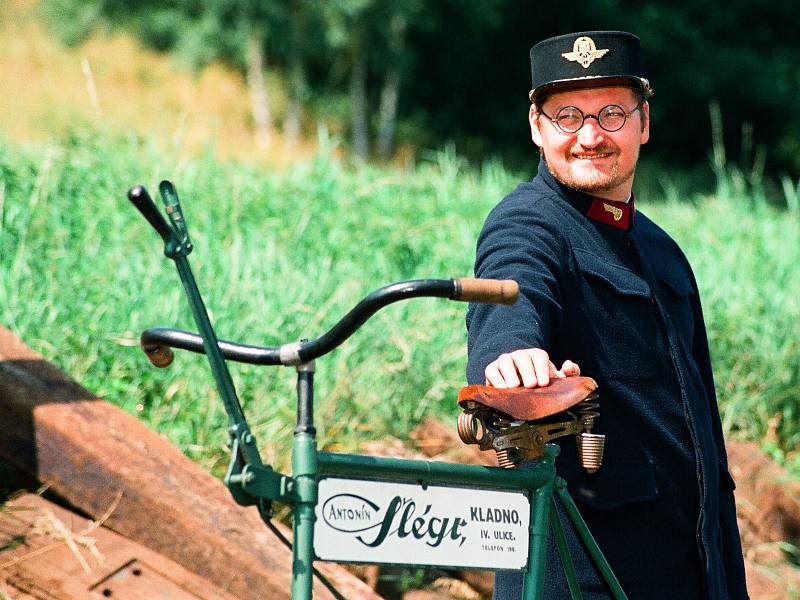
[586,195,635,230]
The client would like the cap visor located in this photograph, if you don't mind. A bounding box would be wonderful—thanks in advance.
[531,75,643,101]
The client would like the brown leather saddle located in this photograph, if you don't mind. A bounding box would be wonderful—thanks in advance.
[456,376,605,471]
[458,376,598,420]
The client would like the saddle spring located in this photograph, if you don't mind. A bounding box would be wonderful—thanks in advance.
[573,394,604,474]
[495,449,515,469]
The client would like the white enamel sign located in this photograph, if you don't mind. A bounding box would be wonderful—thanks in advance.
[314,477,530,570]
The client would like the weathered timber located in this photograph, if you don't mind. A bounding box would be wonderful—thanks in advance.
[0,326,381,600]
[0,493,240,599]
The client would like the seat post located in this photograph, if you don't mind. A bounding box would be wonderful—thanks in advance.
[522,444,559,600]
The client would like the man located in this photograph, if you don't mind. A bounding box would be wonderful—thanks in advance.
[466,31,748,599]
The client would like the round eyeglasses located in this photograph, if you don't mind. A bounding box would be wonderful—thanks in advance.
[538,102,644,134]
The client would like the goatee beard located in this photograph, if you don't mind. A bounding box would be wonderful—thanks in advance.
[543,153,637,196]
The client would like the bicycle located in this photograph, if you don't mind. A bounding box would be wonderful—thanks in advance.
[127,180,628,600]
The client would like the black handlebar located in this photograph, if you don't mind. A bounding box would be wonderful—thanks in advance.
[128,185,173,243]
[141,277,518,367]
[128,181,518,369]
[141,327,279,367]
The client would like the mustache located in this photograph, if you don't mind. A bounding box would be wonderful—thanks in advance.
[570,146,616,157]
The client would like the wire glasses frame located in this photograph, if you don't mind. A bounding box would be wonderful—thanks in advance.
[537,100,645,134]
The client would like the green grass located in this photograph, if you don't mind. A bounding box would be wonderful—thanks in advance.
[1,131,798,477]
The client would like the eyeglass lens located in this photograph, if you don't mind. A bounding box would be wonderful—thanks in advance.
[554,105,629,133]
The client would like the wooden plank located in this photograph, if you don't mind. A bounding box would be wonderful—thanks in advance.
[0,585,39,600]
[1,494,238,600]
[0,326,381,600]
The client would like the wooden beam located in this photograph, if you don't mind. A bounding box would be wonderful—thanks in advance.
[1,493,240,600]
[0,326,380,600]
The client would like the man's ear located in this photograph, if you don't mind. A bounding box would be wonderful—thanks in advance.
[640,101,650,145]
[529,105,543,147]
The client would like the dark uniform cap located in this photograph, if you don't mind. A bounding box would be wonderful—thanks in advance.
[529,31,653,102]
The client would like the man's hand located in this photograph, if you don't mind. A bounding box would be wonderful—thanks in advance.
[484,348,580,388]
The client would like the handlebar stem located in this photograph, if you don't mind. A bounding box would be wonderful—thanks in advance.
[295,361,316,436]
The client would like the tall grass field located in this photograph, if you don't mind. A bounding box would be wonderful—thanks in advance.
[1,133,798,477]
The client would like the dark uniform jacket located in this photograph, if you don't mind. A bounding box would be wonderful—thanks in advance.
[466,159,748,599]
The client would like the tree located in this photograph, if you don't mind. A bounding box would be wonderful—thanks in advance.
[280,0,315,148]
[373,1,422,160]
[320,0,373,159]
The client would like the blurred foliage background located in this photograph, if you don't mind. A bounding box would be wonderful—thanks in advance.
[1,4,798,594]
[0,1,798,471]
[8,0,797,188]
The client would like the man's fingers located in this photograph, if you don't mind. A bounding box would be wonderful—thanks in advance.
[483,349,579,388]
[497,353,522,388]
[510,350,538,387]
[485,350,542,388]
[484,361,507,388]
[485,353,520,388]
[552,360,565,378]
[530,349,551,387]
[559,359,581,377]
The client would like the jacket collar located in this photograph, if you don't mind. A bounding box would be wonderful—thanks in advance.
[536,158,635,231]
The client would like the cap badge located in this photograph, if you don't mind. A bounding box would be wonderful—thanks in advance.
[603,202,623,221]
[562,36,610,69]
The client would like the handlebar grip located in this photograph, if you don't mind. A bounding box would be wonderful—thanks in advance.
[453,278,519,305]
[127,185,173,242]
[141,343,175,368]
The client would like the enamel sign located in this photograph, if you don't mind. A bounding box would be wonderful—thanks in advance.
[314,477,530,570]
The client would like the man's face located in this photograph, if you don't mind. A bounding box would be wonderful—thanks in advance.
[529,86,649,200]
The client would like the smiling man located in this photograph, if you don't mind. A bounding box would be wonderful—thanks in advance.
[466,31,748,599]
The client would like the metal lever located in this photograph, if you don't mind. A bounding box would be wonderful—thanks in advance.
[158,180,193,256]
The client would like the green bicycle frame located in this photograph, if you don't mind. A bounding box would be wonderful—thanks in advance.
[128,181,627,600]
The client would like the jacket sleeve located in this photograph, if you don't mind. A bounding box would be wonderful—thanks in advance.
[466,191,568,385]
[688,271,750,599]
